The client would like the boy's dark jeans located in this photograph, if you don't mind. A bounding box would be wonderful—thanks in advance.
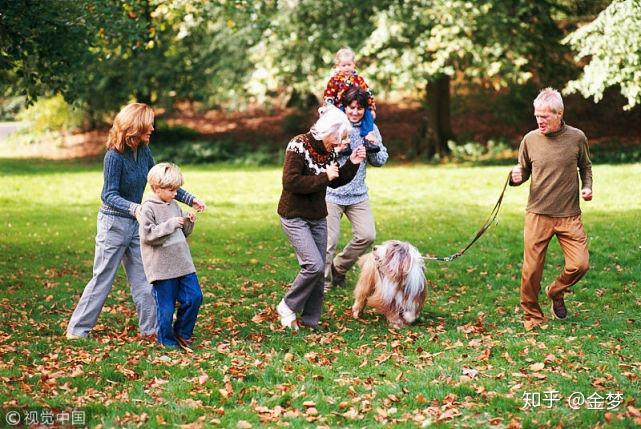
[152,272,203,347]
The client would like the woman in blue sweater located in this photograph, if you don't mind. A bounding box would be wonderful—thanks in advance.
[66,103,206,339]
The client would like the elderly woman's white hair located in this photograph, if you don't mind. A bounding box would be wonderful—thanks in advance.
[534,87,564,115]
[310,105,352,142]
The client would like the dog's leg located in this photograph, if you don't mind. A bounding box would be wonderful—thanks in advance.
[352,254,378,318]
[402,308,417,324]
[386,310,405,329]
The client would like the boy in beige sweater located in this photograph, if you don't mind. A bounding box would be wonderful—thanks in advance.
[139,162,202,349]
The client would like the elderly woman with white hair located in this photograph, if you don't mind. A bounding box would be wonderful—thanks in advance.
[276,105,366,330]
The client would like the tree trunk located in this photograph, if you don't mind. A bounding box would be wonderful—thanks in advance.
[416,74,454,158]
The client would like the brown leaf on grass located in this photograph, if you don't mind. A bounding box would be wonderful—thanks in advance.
[628,405,641,418]
[477,348,491,361]
[219,378,233,399]
[251,308,272,324]
[179,398,203,408]
[507,418,522,428]
[236,420,252,429]
[342,408,360,420]
[529,362,545,372]
[461,367,478,379]
[197,372,209,385]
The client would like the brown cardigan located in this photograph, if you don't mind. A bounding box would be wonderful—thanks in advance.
[277,132,359,220]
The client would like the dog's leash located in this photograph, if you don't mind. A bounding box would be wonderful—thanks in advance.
[423,171,511,262]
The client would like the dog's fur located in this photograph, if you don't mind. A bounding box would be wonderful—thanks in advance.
[352,240,426,328]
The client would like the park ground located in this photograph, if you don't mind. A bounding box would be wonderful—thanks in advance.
[0,153,640,427]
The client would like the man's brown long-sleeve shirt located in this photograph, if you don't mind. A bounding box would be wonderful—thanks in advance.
[512,123,592,217]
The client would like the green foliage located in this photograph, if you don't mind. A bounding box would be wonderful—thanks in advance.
[0,97,26,121]
[0,0,97,102]
[590,141,641,164]
[447,139,512,162]
[363,0,571,92]
[16,94,84,134]
[153,138,279,166]
[564,0,641,110]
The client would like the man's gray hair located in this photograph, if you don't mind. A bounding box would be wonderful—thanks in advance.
[310,105,352,141]
[533,87,564,114]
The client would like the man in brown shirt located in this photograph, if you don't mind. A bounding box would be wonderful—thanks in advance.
[510,87,593,331]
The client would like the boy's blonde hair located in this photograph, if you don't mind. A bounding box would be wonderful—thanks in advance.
[107,103,154,153]
[533,87,564,115]
[147,162,184,190]
[334,47,355,65]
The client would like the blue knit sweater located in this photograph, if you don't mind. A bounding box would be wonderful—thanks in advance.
[326,123,388,206]
[100,145,195,218]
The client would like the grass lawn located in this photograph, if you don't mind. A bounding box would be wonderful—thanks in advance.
[0,158,639,428]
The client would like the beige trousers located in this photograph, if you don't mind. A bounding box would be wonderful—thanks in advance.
[324,200,376,286]
[521,212,589,328]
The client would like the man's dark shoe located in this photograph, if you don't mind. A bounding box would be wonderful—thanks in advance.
[550,296,567,319]
[331,263,346,288]
[546,285,567,320]
[362,141,380,154]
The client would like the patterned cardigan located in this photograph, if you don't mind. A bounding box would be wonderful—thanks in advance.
[277,132,359,220]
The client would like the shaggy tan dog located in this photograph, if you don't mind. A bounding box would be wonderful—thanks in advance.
[352,240,426,328]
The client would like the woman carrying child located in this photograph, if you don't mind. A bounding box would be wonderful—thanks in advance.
[324,86,388,291]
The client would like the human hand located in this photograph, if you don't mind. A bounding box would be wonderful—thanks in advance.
[186,212,196,222]
[175,216,185,227]
[326,162,339,181]
[192,198,206,212]
[581,188,593,201]
[135,206,142,220]
[511,165,523,183]
[350,145,366,164]
[364,131,378,145]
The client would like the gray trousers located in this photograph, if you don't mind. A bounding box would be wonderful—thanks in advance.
[279,216,327,326]
[324,200,376,286]
[67,213,156,337]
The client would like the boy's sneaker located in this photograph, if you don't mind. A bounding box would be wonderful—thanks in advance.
[277,299,299,330]
[65,332,85,340]
[546,285,567,319]
[331,264,346,288]
[362,141,380,154]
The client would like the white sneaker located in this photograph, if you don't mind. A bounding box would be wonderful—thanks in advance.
[277,299,298,330]
[66,332,84,340]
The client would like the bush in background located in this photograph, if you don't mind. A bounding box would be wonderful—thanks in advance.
[17,94,84,134]
[0,97,27,121]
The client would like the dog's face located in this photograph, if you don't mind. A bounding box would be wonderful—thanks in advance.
[372,240,416,284]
